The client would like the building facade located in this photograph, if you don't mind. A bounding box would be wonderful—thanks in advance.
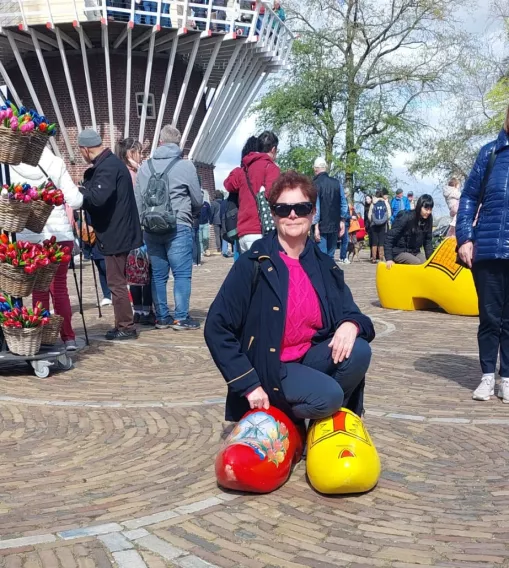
[0,0,292,190]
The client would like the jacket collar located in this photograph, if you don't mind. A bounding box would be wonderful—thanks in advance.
[495,129,509,153]
[91,148,111,167]
[313,172,327,181]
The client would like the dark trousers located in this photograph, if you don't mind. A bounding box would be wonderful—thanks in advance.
[192,226,201,265]
[281,338,371,419]
[130,283,153,313]
[472,260,509,376]
[105,253,134,331]
[94,258,111,300]
[213,224,222,251]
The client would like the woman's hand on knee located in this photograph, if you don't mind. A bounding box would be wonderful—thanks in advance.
[329,322,358,364]
[386,260,395,269]
[246,386,270,410]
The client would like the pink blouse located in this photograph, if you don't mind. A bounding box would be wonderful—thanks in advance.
[279,252,323,362]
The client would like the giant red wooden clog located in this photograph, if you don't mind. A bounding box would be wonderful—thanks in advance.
[216,407,305,493]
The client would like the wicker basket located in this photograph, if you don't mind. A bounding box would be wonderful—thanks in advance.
[22,131,49,167]
[41,314,63,346]
[2,325,42,356]
[0,199,30,233]
[0,263,37,297]
[33,262,59,292]
[25,200,53,234]
[0,127,29,165]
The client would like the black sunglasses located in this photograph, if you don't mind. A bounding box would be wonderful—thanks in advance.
[271,202,314,218]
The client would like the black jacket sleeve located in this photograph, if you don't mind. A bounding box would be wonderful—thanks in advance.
[424,226,434,259]
[81,167,117,210]
[385,211,409,261]
[204,255,262,397]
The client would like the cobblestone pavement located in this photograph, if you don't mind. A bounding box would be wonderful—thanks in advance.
[0,253,508,567]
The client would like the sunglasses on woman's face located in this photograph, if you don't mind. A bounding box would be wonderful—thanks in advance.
[271,202,314,218]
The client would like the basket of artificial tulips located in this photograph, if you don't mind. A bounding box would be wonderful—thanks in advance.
[33,237,71,292]
[0,295,49,356]
[0,237,42,297]
[25,181,65,234]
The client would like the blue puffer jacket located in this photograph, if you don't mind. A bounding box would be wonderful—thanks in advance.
[456,129,509,262]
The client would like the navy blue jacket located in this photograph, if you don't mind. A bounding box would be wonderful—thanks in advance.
[204,231,375,421]
[456,129,509,262]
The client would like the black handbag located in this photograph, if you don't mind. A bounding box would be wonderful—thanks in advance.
[456,147,496,268]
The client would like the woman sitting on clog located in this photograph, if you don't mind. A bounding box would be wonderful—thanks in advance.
[205,171,375,424]
[384,194,434,268]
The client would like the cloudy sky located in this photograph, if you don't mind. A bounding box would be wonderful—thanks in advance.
[214,1,506,218]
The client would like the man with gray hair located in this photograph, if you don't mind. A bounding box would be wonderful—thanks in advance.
[134,125,202,331]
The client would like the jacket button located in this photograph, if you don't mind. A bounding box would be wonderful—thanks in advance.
[268,267,274,272]
[253,250,259,253]
[269,348,276,352]
[273,306,280,311]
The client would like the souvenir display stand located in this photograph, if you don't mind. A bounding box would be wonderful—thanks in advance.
[0,102,78,378]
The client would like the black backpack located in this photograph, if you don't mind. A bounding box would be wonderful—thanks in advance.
[221,195,239,244]
[140,158,179,234]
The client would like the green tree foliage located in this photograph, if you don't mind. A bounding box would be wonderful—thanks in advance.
[255,0,469,197]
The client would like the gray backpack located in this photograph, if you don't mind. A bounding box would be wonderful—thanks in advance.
[140,158,179,234]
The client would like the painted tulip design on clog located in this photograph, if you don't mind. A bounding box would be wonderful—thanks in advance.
[216,407,304,494]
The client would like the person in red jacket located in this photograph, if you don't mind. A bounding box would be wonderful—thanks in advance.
[224,131,280,253]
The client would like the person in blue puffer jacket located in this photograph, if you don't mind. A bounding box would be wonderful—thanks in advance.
[457,114,509,404]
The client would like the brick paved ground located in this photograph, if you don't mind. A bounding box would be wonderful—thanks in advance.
[0,252,508,567]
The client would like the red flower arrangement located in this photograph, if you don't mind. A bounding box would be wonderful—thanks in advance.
[34,181,64,206]
[0,236,71,274]
[0,301,50,329]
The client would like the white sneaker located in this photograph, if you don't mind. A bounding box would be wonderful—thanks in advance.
[101,298,112,307]
[472,374,495,401]
[342,258,351,265]
[498,378,509,403]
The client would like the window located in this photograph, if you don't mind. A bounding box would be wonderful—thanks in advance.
[135,92,156,119]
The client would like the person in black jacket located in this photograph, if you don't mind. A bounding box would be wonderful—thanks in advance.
[79,129,143,341]
[205,171,374,423]
[385,194,434,268]
[312,157,348,259]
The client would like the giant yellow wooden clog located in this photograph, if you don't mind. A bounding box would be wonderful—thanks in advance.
[376,237,478,316]
[306,408,381,494]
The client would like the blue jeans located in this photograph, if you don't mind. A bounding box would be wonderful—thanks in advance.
[340,221,350,260]
[318,232,337,259]
[233,240,240,262]
[143,1,171,27]
[94,258,111,300]
[145,225,193,322]
[281,338,371,419]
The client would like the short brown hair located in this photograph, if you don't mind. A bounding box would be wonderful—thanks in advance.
[268,171,317,207]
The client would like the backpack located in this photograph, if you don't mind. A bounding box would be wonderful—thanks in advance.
[372,200,388,226]
[221,196,239,244]
[140,157,179,234]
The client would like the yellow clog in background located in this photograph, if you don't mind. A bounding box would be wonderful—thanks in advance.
[376,237,478,316]
[306,408,381,494]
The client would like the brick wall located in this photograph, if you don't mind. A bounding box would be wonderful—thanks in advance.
[6,50,215,193]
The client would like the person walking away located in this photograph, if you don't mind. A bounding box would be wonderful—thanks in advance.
[407,191,416,210]
[457,109,509,402]
[10,147,83,350]
[209,191,223,254]
[116,137,156,326]
[364,194,373,251]
[235,131,280,253]
[368,190,391,263]
[312,157,347,260]
[384,194,434,267]
[443,177,461,237]
[390,188,411,224]
[199,191,212,257]
[134,125,203,331]
[79,129,142,341]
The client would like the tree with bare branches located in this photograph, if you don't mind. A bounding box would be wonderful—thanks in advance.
[255,0,470,196]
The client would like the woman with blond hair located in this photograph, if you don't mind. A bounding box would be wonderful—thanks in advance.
[457,107,509,403]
